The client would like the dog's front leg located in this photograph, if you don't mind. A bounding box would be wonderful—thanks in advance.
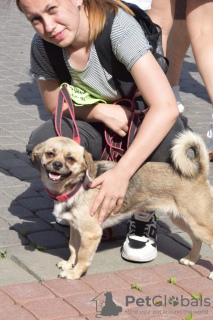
[59,227,102,279]
[57,226,78,271]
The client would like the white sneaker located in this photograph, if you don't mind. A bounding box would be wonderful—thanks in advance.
[121,213,157,262]
[172,85,185,113]
[56,217,69,226]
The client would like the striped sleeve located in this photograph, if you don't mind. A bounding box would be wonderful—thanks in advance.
[30,33,59,81]
[111,8,152,71]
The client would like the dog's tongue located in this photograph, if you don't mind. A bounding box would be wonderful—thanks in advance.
[49,172,61,181]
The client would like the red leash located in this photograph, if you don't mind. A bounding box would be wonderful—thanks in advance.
[100,91,148,161]
[55,85,81,144]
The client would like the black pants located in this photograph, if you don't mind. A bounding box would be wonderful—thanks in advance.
[27,114,188,164]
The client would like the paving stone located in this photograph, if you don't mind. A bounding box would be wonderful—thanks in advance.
[190,257,213,278]
[57,318,86,320]
[9,217,52,235]
[0,229,28,248]
[152,262,202,281]
[0,174,25,187]
[87,313,138,320]
[176,277,213,295]
[0,259,36,286]
[0,128,13,137]
[24,297,79,320]
[0,158,28,169]
[139,281,190,311]
[0,290,14,307]
[27,231,68,249]
[116,267,162,286]
[0,305,37,320]
[8,151,30,165]
[35,209,56,224]
[0,193,16,207]
[53,222,70,236]
[6,111,35,121]
[0,218,10,231]
[17,197,53,212]
[1,282,55,304]
[2,186,40,199]
[157,234,191,262]
[169,232,213,258]
[10,246,70,281]
[42,278,95,298]
[82,272,129,292]
[9,167,40,180]
[1,205,35,220]
[65,292,109,316]
[0,137,24,146]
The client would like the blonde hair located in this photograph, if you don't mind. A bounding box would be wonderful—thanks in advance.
[16,0,134,41]
[83,0,134,40]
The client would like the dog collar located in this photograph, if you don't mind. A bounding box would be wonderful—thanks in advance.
[45,171,90,202]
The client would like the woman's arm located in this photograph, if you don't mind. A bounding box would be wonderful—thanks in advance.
[89,51,179,224]
[116,50,179,177]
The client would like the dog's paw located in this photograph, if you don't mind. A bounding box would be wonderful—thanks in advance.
[179,258,195,266]
[57,259,74,271]
[58,270,81,280]
[208,271,213,280]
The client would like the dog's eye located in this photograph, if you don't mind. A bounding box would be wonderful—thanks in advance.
[46,152,54,158]
[66,156,75,163]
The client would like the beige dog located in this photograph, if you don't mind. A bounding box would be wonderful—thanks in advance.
[32,130,213,280]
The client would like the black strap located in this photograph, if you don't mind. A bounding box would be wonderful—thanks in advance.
[95,1,168,82]
[43,40,71,84]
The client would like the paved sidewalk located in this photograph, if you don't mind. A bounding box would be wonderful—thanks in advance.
[0,2,213,320]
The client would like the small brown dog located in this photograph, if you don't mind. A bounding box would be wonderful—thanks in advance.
[32,130,213,280]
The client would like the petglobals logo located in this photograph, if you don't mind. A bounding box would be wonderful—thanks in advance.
[91,292,211,318]
[126,295,211,308]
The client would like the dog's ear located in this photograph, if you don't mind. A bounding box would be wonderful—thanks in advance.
[31,142,45,170]
[84,150,97,179]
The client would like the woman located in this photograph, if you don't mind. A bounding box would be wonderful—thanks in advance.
[16,0,185,263]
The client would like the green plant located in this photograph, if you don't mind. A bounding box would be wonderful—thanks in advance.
[169,277,176,284]
[29,242,47,252]
[184,312,193,320]
[131,283,142,292]
[0,249,8,258]
[191,293,202,300]
[20,230,27,237]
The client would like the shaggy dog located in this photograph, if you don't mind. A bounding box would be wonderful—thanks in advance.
[32,130,213,280]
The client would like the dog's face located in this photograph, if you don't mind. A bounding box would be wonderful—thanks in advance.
[32,137,96,189]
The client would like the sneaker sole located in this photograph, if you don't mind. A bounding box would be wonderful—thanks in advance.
[121,249,157,263]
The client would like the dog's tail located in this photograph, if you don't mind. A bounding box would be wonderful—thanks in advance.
[171,130,209,179]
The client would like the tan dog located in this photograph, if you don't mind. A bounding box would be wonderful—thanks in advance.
[32,131,213,280]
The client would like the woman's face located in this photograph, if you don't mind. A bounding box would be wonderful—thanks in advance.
[18,0,84,47]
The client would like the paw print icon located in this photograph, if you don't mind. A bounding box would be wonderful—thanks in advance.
[168,296,179,307]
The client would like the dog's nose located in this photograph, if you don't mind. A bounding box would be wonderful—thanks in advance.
[53,161,63,171]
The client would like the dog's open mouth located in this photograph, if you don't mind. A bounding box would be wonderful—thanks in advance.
[46,170,72,182]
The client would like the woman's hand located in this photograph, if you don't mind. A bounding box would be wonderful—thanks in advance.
[88,166,130,225]
[95,103,133,137]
